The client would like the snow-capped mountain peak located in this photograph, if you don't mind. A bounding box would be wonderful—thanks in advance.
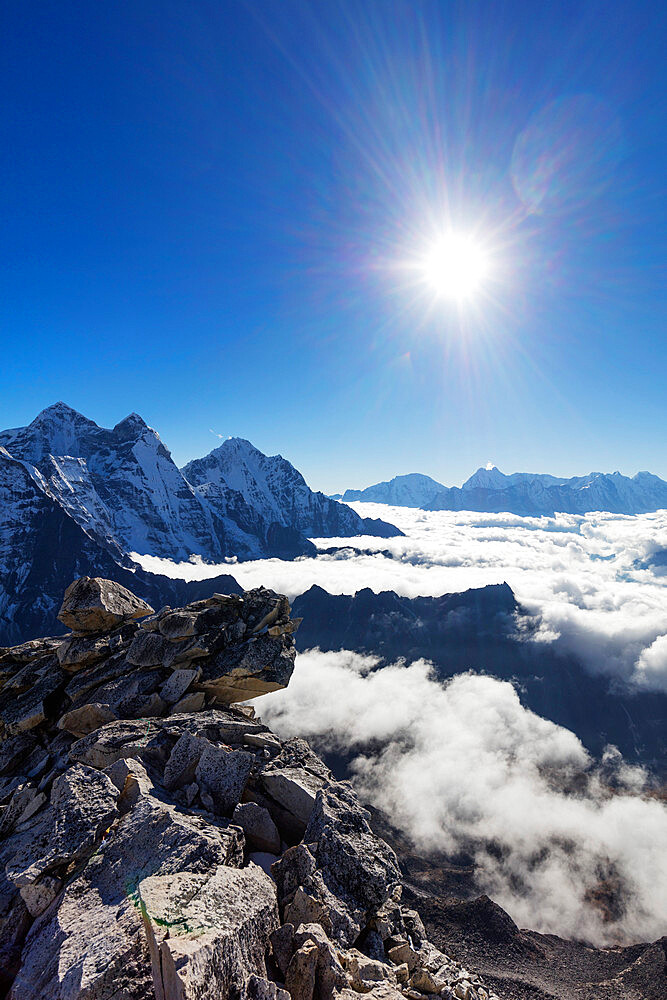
[0,405,401,584]
[183,437,401,541]
[338,472,446,507]
[462,466,509,491]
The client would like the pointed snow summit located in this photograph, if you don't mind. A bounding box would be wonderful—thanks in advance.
[183,436,402,540]
[462,465,510,491]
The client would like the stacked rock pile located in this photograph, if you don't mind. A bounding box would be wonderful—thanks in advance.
[0,577,501,1000]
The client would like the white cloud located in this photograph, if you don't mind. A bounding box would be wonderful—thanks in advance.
[133,504,667,690]
[254,649,667,946]
[635,634,667,693]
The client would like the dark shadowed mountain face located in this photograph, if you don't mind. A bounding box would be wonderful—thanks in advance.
[292,584,667,769]
[337,466,667,515]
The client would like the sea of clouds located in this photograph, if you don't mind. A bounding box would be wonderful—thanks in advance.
[135,503,667,943]
[255,649,667,947]
[136,503,667,691]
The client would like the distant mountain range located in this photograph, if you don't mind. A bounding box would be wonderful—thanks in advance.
[0,403,399,643]
[333,466,667,515]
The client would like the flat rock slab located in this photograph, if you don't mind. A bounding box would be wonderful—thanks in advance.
[160,667,199,705]
[171,691,206,714]
[0,637,63,665]
[0,670,64,736]
[139,864,279,1000]
[58,703,117,738]
[56,635,111,670]
[8,794,244,1000]
[58,577,153,633]
[260,767,327,827]
[198,633,295,703]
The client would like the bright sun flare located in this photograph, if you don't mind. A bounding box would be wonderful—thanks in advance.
[421,232,490,302]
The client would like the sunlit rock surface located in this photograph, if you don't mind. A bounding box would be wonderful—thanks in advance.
[0,577,503,1000]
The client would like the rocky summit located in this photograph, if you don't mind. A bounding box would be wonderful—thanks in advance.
[0,577,499,1000]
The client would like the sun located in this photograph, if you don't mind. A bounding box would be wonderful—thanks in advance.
[421,232,490,302]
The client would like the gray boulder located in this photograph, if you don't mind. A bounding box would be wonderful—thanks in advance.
[6,764,119,890]
[58,577,153,633]
[195,744,254,815]
[304,783,401,920]
[233,801,281,854]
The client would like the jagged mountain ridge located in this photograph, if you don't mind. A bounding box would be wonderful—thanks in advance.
[332,473,446,508]
[336,466,667,515]
[0,403,399,644]
[0,403,399,563]
[183,437,401,541]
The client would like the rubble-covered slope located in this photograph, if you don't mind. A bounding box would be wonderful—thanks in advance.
[0,577,499,1000]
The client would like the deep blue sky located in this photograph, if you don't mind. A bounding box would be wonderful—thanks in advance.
[2,0,665,491]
